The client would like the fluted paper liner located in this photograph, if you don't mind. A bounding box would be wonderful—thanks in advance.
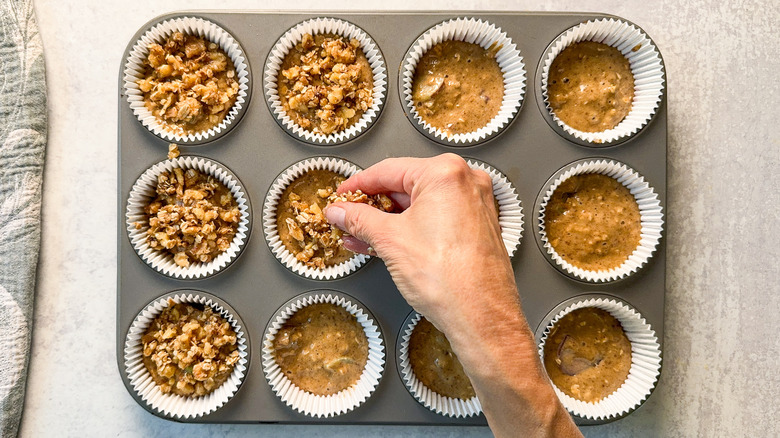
[466,158,523,257]
[401,17,526,146]
[540,18,665,145]
[123,292,249,419]
[126,156,250,279]
[398,312,482,417]
[123,16,251,143]
[538,159,663,282]
[537,297,661,420]
[264,18,387,145]
[263,156,367,280]
[262,292,385,417]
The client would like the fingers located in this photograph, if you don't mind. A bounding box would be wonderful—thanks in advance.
[324,202,395,252]
[341,235,377,256]
[337,154,469,196]
[337,157,422,195]
[471,168,498,212]
[388,192,411,210]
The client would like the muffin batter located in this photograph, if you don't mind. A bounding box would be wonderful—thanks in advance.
[272,303,369,396]
[543,307,632,403]
[547,41,634,132]
[544,173,641,271]
[408,317,475,400]
[412,40,504,136]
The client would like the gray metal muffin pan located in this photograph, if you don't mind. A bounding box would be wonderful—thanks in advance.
[117,11,666,426]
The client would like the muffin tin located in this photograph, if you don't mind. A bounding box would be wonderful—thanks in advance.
[117,11,666,426]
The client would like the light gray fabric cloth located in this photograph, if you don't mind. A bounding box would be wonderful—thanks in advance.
[0,0,46,436]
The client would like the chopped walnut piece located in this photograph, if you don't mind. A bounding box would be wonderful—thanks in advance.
[141,300,240,398]
[138,32,239,135]
[167,143,180,159]
[143,168,240,267]
[327,190,394,212]
[278,33,373,135]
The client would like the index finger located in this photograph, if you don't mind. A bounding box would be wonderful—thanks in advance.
[338,156,427,195]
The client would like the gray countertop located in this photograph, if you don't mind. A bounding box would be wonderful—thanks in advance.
[22,0,779,436]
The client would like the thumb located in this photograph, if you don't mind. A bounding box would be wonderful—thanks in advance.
[324,202,395,253]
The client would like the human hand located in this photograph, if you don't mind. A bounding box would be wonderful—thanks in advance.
[323,153,517,338]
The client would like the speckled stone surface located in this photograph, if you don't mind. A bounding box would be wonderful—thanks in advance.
[22,0,779,436]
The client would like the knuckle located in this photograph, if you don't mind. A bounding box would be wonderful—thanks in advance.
[435,154,470,180]
[473,169,494,192]
[342,205,362,232]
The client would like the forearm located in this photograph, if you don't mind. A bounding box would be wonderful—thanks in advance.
[440,282,582,438]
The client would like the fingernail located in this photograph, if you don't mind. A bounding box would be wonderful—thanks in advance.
[324,205,346,230]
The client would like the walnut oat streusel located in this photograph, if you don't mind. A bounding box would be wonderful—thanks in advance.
[277,33,373,135]
[167,143,180,159]
[138,168,240,268]
[276,169,394,269]
[137,32,240,135]
[142,300,240,398]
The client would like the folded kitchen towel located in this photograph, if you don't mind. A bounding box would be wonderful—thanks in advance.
[0,0,47,436]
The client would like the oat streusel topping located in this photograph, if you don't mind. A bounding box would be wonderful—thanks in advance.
[137,32,239,135]
[277,33,373,135]
[276,169,394,269]
[138,168,240,268]
[142,300,240,398]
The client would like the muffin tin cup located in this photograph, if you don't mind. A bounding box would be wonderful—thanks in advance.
[125,156,251,280]
[538,18,665,146]
[400,17,526,147]
[262,291,385,418]
[264,17,388,146]
[263,156,368,280]
[537,158,663,283]
[123,16,251,145]
[465,158,524,257]
[123,291,250,419]
[397,311,482,418]
[536,295,662,421]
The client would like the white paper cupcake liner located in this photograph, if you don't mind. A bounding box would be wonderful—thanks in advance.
[400,17,526,146]
[123,291,249,419]
[125,156,251,279]
[264,18,387,145]
[540,18,665,145]
[537,296,662,420]
[397,311,482,418]
[262,292,385,417]
[538,159,663,282]
[466,158,523,257]
[263,156,367,280]
[123,16,251,144]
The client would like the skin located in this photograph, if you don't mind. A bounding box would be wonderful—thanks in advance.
[324,154,582,438]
